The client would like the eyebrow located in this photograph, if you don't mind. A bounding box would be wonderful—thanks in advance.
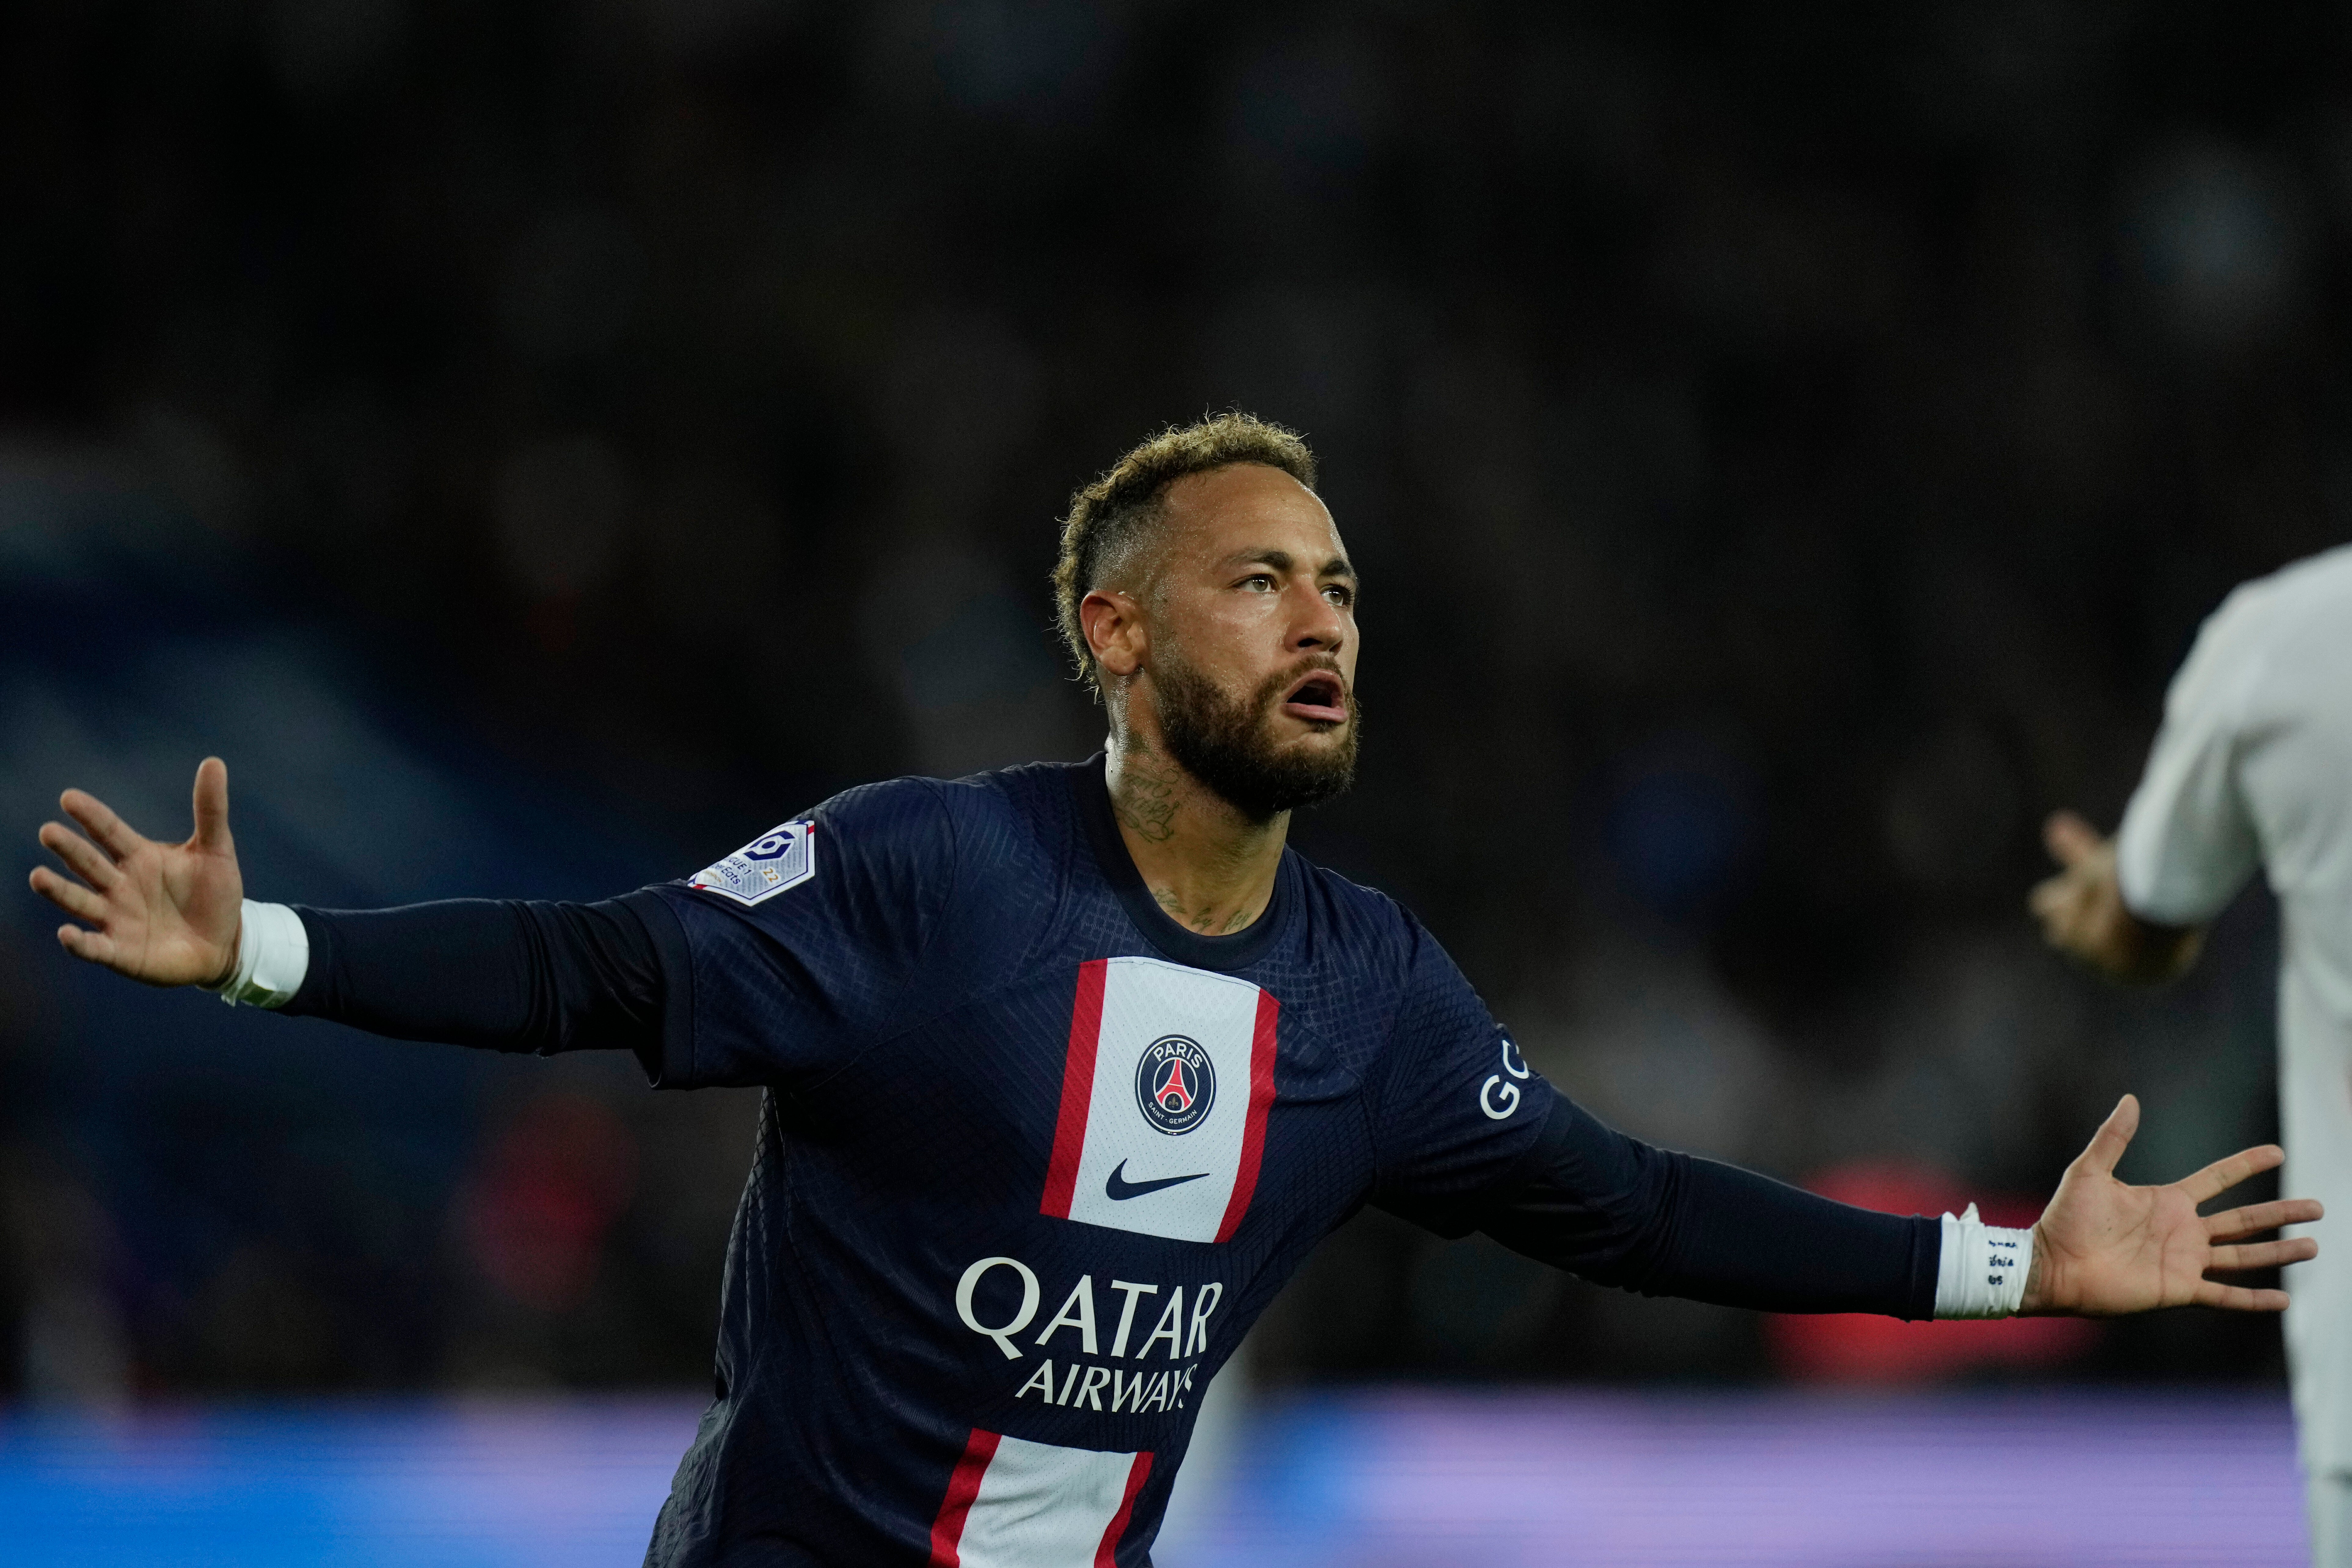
[1224,547,1359,583]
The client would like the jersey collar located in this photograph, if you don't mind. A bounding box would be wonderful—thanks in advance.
[1071,753,1295,973]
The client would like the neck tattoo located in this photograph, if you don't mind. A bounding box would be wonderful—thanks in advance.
[1111,750,1181,844]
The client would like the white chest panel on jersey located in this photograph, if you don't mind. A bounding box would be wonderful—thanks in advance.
[1041,955,1278,1245]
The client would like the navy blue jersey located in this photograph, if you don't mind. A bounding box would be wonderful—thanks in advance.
[631,757,1552,1567]
[279,755,1937,1565]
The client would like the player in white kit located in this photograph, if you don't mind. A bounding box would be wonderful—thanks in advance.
[2033,543,2352,1564]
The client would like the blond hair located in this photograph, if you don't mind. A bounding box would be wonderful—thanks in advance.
[1051,412,1318,696]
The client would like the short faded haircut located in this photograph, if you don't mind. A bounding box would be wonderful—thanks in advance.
[1052,412,1319,698]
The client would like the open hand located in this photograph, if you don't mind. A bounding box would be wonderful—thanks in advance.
[2023,1093,2319,1315]
[2029,810,2202,984]
[28,757,244,988]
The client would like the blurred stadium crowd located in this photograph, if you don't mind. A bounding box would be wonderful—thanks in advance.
[2,2,2348,1400]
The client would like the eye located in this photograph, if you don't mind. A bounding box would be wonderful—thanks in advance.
[1239,573,1277,592]
[1323,583,1354,607]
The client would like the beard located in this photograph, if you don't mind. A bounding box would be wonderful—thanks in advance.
[1149,647,1359,824]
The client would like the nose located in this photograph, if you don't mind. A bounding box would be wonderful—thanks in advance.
[1293,587,1346,654]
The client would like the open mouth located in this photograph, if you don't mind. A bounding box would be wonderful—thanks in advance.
[1278,669,1349,725]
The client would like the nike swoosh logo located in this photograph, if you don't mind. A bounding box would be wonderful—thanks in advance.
[1105,1161,1211,1202]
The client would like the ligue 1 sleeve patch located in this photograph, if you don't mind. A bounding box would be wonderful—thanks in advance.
[689,820,816,906]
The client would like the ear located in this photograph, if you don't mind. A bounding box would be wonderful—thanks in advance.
[1080,588,1147,681]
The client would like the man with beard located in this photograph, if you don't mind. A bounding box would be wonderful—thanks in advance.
[28,413,2321,1567]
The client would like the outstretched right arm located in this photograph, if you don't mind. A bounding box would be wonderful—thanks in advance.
[30,760,674,1074]
[36,760,958,1094]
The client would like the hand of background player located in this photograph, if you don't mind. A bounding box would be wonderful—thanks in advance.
[2022,1093,2317,1315]
[2029,810,2203,984]
[27,757,244,987]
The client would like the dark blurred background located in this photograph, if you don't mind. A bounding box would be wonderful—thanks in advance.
[2,0,2345,1405]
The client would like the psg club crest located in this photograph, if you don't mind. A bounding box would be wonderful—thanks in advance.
[1133,1034,1215,1135]
[690,819,816,906]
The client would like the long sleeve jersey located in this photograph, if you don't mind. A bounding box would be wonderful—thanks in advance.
[275,756,1938,1567]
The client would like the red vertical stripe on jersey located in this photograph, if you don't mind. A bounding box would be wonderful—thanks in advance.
[1093,1450,1154,1567]
[927,1427,1001,1566]
[1040,959,1108,1219]
[1213,990,1280,1242]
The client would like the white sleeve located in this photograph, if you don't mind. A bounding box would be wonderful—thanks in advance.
[2114,592,2266,927]
[200,899,310,1008]
[1934,1204,2032,1319]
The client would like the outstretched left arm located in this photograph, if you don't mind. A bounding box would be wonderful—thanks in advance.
[1463,1086,2316,1320]
[2023,1092,2316,1315]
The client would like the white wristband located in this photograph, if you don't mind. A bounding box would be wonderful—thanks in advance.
[1934,1203,2033,1318]
[201,899,310,1009]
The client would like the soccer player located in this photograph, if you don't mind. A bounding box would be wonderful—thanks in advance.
[33,415,2320,1568]
[2033,543,2352,1566]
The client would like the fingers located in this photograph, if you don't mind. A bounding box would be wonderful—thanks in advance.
[2179,1143,2287,1205]
[2044,810,2103,867]
[2079,1094,2140,1178]
[28,865,108,924]
[2208,1237,2319,1273]
[2207,1198,2325,1240]
[191,757,231,853]
[58,788,147,862]
[2192,1280,2291,1312]
[37,821,121,889]
[55,923,117,967]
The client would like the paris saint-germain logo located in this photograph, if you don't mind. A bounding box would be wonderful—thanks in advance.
[1134,1034,1215,1135]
